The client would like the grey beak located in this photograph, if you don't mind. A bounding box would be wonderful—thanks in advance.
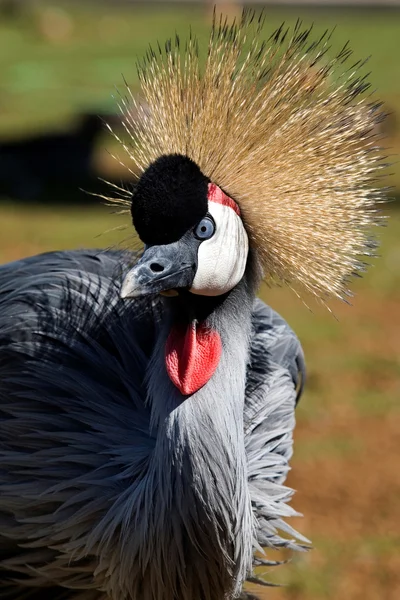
[120,239,198,299]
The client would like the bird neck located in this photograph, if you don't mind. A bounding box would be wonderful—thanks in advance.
[140,261,259,600]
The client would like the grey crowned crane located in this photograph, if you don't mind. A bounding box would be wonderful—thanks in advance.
[0,12,384,600]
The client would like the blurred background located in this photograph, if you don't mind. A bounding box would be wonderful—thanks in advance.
[0,1,399,599]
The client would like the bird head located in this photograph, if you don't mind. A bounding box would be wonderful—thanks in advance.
[120,154,249,299]
[112,13,385,307]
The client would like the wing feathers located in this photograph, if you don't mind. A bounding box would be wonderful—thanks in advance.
[245,298,308,555]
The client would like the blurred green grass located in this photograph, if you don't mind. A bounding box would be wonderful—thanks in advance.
[0,4,399,127]
[1,1,399,197]
[0,202,128,261]
[1,2,399,187]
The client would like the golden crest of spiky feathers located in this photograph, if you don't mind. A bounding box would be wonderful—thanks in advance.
[111,10,386,302]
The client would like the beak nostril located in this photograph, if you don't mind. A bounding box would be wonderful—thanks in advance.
[150,262,164,273]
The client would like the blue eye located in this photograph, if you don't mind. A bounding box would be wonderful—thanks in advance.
[194,216,215,240]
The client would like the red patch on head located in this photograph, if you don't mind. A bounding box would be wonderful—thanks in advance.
[165,321,222,395]
[207,183,240,216]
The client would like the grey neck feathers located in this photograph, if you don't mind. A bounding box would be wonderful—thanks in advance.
[115,268,257,600]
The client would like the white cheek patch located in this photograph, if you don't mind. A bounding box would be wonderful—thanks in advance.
[190,199,249,296]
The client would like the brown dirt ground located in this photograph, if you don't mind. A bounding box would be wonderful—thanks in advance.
[246,292,400,600]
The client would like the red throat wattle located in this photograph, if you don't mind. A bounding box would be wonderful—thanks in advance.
[165,321,222,395]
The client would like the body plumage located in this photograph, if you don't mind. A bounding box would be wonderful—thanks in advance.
[0,250,305,599]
